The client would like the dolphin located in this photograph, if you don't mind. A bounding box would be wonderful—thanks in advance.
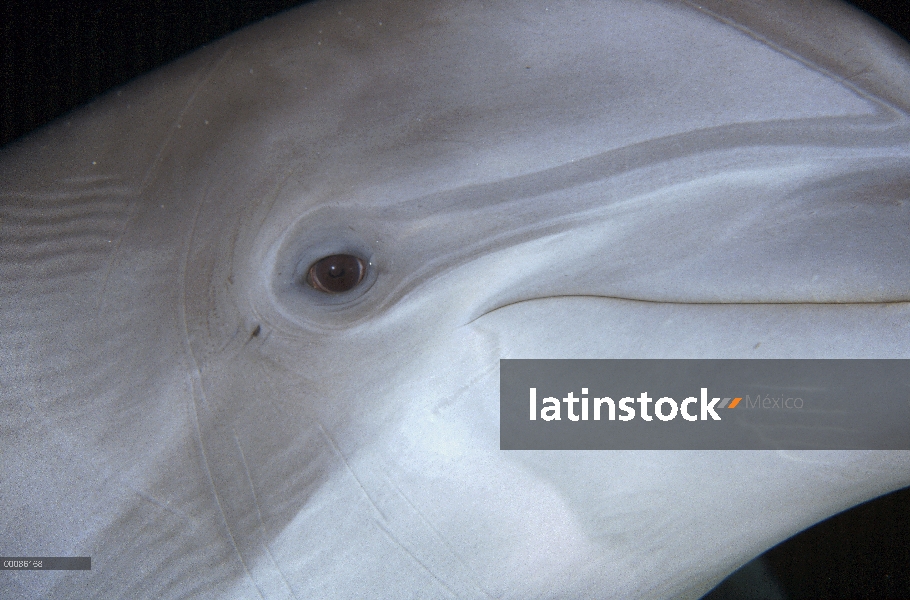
[2,0,909,598]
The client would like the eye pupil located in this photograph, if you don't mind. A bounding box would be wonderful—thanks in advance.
[306,254,366,293]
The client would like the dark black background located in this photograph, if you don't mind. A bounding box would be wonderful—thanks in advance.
[2,1,909,598]
[0,0,315,147]
[2,0,910,148]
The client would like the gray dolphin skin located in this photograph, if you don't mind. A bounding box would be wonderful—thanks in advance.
[2,0,910,597]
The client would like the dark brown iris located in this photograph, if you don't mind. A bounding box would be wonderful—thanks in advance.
[306,254,366,293]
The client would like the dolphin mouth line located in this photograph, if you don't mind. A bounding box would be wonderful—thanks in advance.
[467,294,910,325]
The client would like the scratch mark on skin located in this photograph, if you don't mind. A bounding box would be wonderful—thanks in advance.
[841,64,874,84]
[381,470,496,599]
[138,46,235,192]
[372,518,459,600]
[127,485,200,532]
[315,420,389,523]
[317,422,487,598]
[177,150,265,599]
[679,0,902,113]
[232,428,299,600]
[95,46,235,314]
[222,163,297,312]
[182,366,265,599]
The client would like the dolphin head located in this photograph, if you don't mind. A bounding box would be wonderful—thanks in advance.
[2,0,910,598]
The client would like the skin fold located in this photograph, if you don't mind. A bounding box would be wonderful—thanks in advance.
[1,0,909,597]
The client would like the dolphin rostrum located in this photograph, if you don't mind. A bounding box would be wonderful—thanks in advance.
[2,0,909,597]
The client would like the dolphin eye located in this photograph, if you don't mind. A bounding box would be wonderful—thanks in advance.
[305,254,367,293]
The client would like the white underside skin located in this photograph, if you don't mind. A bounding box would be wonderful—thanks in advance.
[2,0,910,598]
